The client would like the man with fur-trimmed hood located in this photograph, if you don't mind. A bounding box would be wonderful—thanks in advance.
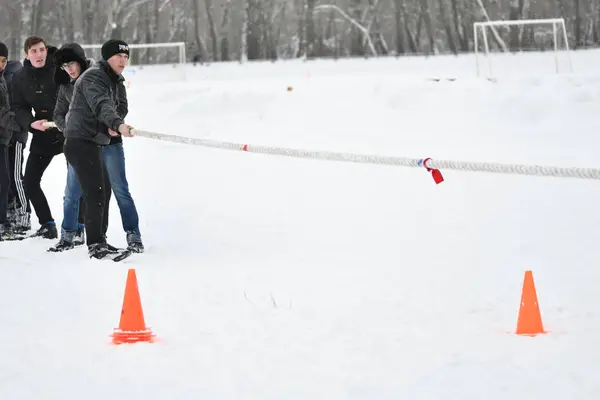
[47,42,93,252]
[53,43,92,130]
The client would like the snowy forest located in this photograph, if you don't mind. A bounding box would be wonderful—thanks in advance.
[0,0,595,64]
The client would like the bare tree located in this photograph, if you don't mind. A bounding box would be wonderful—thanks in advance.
[204,0,219,59]
[475,0,509,52]
[314,4,377,56]
[0,0,594,63]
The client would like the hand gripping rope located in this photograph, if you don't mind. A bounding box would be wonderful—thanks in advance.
[43,121,135,136]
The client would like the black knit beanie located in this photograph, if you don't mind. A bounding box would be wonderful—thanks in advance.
[101,39,129,61]
[0,42,8,58]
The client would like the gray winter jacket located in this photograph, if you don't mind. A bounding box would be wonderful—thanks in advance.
[53,59,94,132]
[64,60,126,145]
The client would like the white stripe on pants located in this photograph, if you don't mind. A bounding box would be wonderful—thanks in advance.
[13,142,28,226]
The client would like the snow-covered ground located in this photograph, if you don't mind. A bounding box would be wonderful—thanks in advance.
[1,49,599,399]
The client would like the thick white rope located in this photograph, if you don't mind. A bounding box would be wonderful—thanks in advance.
[43,122,598,181]
[130,129,600,181]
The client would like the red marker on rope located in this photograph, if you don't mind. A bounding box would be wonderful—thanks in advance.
[420,157,444,184]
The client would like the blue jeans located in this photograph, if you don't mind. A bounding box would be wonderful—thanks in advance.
[61,162,84,240]
[103,142,141,241]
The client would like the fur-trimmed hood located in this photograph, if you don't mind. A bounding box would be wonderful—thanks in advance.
[54,43,92,85]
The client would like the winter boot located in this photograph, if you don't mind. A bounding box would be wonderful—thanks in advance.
[0,223,19,241]
[126,231,145,253]
[0,222,27,241]
[73,226,85,246]
[6,199,16,226]
[13,211,31,234]
[88,243,130,261]
[48,238,75,252]
[33,222,58,239]
[100,234,119,252]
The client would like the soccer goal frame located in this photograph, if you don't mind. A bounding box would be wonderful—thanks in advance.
[473,18,572,77]
[81,42,186,66]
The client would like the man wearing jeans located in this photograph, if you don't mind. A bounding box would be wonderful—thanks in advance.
[103,136,144,253]
[100,40,143,253]
[48,43,91,252]
[58,140,144,254]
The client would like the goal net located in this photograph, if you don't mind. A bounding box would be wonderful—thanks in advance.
[473,18,572,78]
[81,42,186,67]
[80,42,187,86]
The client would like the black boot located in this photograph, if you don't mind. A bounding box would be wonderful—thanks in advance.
[88,243,131,262]
[33,222,58,239]
[126,232,145,253]
[48,238,75,252]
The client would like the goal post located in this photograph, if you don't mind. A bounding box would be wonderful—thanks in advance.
[80,42,187,67]
[474,18,572,77]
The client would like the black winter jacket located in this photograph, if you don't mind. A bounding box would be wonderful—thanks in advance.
[2,61,26,145]
[0,65,21,146]
[64,60,127,146]
[110,75,128,146]
[3,61,21,93]
[11,46,64,155]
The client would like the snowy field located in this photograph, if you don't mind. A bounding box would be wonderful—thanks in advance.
[1,48,600,399]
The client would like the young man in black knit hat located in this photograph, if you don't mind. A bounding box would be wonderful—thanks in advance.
[0,42,23,240]
[63,39,135,261]
[100,40,144,254]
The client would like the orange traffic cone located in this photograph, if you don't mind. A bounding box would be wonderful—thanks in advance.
[516,270,546,336]
[112,268,155,344]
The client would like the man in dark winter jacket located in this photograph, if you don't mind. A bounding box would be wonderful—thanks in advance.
[3,57,29,234]
[100,41,144,254]
[0,42,23,239]
[47,43,91,252]
[11,36,61,239]
[64,39,135,260]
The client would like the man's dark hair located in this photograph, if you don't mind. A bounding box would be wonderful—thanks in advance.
[24,36,46,53]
